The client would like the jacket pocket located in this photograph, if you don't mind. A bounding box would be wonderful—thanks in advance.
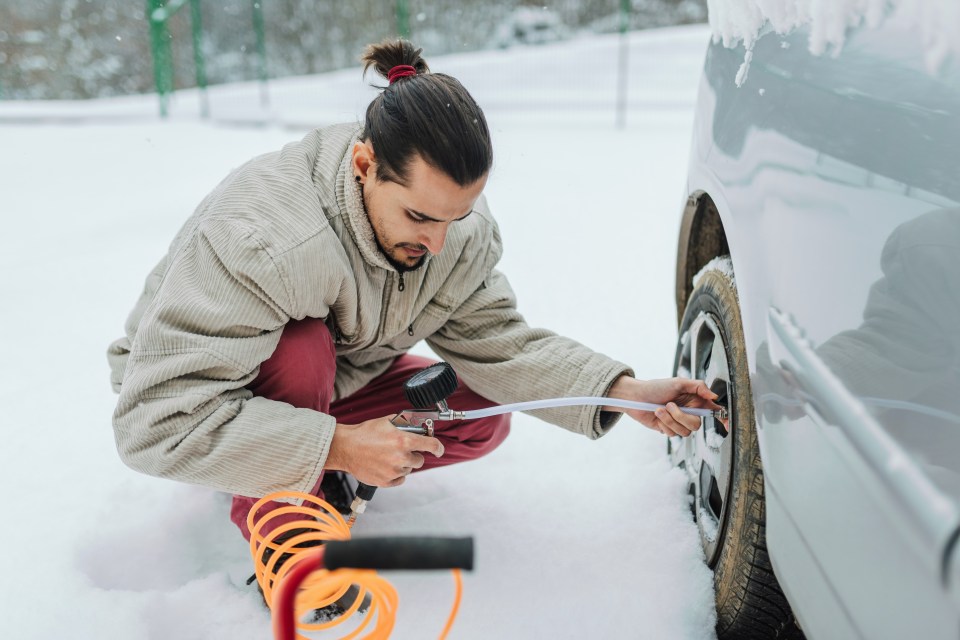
[325,314,362,351]
[384,300,451,352]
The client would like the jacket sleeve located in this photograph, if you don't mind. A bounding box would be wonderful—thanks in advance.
[112,220,334,498]
[426,268,634,439]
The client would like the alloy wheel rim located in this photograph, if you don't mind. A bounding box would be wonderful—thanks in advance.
[670,311,734,565]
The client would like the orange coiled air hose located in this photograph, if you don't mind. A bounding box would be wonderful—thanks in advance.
[247,491,464,640]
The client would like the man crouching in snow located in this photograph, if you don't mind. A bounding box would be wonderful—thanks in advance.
[107,39,720,561]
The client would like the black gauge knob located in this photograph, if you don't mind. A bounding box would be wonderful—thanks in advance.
[403,362,459,409]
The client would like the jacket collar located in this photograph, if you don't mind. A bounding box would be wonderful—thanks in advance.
[334,139,397,272]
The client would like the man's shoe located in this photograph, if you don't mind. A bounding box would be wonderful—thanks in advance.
[310,584,372,621]
[247,527,324,605]
[247,527,370,618]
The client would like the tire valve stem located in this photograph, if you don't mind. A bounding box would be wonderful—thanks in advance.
[713,407,729,421]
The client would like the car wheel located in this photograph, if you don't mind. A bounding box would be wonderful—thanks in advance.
[669,257,803,640]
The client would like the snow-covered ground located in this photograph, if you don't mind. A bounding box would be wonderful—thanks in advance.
[0,25,719,639]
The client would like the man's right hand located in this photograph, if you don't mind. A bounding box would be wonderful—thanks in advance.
[325,416,445,487]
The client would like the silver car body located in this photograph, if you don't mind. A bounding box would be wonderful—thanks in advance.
[678,17,960,640]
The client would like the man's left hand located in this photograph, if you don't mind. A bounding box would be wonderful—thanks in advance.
[605,375,723,437]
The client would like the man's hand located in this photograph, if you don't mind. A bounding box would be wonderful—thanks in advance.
[605,375,723,437]
[325,416,445,487]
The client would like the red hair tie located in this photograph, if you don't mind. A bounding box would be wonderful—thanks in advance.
[387,64,418,84]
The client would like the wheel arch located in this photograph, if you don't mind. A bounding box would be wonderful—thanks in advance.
[675,191,730,326]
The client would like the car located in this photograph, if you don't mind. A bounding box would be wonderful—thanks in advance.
[669,11,960,640]
[489,7,570,49]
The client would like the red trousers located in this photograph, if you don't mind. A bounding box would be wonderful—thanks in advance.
[230,317,511,539]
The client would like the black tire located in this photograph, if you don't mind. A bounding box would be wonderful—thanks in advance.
[669,258,804,640]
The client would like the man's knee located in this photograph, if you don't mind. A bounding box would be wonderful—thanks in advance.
[451,412,511,460]
[248,317,336,411]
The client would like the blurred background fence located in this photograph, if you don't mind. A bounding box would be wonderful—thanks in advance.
[0,0,705,104]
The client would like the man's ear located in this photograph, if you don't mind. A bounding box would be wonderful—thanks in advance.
[351,140,377,183]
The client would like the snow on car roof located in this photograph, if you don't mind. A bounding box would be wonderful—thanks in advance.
[706,0,959,72]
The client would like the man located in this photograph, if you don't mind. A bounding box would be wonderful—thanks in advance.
[107,39,720,543]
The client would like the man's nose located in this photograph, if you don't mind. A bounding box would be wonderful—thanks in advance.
[420,225,448,255]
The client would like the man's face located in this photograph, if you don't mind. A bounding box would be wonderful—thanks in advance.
[352,142,488,272]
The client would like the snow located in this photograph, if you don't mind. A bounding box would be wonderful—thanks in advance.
[0,25,718,640]
[707,0,960,72]
[693,256,736,289]
[698,508,720,543]
[704,427,727,452]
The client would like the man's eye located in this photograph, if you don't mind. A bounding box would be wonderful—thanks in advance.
[407,212,429,224]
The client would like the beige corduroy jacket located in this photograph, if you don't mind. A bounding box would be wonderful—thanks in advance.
[107,123,632,499]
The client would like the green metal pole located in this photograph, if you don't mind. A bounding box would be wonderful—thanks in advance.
[147,0,171,118]
[190,0,209,118]
[395,0,410,39]
[252,0,269,107]
[616,0,631,128]
[148,0,194,118]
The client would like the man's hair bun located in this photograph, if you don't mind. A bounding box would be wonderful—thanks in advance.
[361,39,430,84]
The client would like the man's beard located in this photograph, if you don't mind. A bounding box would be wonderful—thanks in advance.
[373,234,428,273]
[362,188,428,273]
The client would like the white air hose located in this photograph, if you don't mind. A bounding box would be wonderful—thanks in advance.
[461,397,718,420]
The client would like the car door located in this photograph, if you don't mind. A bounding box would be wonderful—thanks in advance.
[701,20,960,639]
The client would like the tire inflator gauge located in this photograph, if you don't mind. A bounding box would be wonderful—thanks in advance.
[347,362,728,525]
